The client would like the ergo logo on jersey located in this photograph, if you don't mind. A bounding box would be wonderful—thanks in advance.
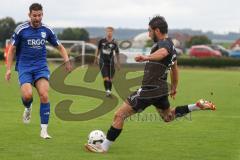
[27,39,46,46]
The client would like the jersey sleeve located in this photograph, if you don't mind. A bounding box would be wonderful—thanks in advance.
[157,41,171,53]
[10,32,20,46]
[158,39,177,63]
[172,47,178,62]
[10,22,27,46]
[46,27,61,47]
[168,39,178,62]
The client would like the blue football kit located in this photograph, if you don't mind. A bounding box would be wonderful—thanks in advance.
[10,21,61,128]
[10,21,60,85]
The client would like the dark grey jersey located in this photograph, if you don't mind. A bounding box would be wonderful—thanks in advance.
[142,38,177,86]
[98,38,119,65]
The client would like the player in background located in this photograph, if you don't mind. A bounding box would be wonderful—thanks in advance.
[85,16,216,153]
[94,27,120,96]
[4,41,11,66]
[5,3,71,139]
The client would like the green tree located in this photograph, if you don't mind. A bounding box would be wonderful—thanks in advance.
[0,17,16,47]
[186,35,212,48]
[58,28,89,41]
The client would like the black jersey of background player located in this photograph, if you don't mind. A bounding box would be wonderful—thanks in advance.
[98,38,119,65]
[142,38,177,86]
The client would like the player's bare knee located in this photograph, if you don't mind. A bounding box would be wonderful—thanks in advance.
[163,117,171,123]
[163,114,174,123]
[22,92,33,101]
[39,92,49,103]
[160,111,173,123]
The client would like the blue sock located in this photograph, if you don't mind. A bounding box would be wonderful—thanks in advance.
[21,98,33,108]
[40,103,50,124]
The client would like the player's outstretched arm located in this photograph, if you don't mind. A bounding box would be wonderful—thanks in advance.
[5,44,15,82]
[135,54,148,62]
[135,48,169,62]
[147,48,169,61]
[57,44,72,72]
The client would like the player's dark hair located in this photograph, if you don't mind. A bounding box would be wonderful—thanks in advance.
[29,3,43,13]
[149,16,168,34]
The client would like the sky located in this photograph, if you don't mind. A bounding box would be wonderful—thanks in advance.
[0,0,240,34]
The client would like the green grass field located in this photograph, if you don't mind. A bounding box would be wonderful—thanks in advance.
[0,62,240,160]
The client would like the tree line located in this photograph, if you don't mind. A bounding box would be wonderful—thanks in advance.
[0,17,212,49]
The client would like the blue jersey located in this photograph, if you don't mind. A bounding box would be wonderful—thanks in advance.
[10,21,60,71]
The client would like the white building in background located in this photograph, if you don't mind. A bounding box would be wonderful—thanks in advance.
[132,32,150,48]
[132,32,181,48]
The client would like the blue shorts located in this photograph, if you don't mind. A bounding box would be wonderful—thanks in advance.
[18,66,50,86]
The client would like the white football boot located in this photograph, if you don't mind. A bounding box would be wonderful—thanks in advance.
[85,143,106,153]
[40,124,52,139]
[22,106,32,124]
[106,90,111,97]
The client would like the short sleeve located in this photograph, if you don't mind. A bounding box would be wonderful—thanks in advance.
[47,29,60,46]
[10,32,20,46]
[157,41,171,53]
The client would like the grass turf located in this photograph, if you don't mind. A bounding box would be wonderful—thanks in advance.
[0,63,240,160]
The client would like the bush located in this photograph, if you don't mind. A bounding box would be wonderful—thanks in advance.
[0,48,4,60]
[177,57,240,67]
[185,35,211,48]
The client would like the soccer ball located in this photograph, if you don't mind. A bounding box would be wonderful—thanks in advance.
[88,130,106,145]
